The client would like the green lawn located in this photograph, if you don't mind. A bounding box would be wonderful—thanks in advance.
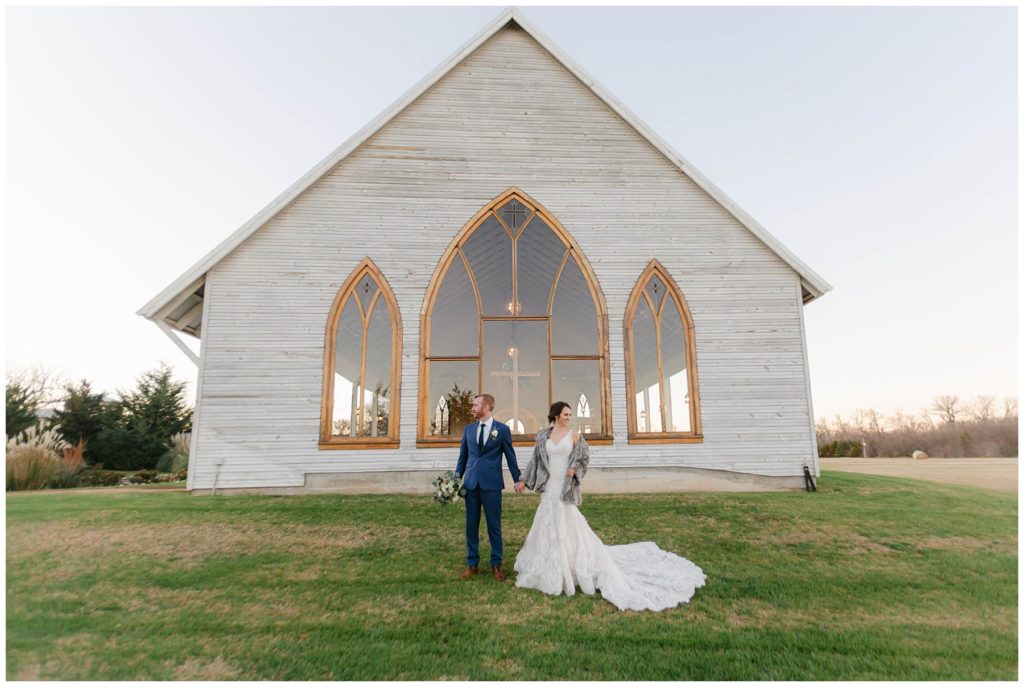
[6,472,1017,680]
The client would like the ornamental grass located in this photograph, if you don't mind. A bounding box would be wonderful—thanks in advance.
[6,426,85,491]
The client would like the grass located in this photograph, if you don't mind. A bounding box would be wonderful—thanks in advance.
[6,472,1017,680]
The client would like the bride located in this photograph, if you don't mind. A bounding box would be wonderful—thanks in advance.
[514,401,706,611]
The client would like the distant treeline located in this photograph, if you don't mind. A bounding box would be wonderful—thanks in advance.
[817,395,1018,458]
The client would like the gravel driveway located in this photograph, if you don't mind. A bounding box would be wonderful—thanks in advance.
[820,457,1017,493]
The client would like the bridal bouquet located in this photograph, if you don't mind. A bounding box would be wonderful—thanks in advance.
[432,470,467,508]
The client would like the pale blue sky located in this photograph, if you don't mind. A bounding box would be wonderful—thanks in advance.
[5,6,1018,420]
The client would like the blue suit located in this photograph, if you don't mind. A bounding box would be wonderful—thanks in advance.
[455,419,521,568]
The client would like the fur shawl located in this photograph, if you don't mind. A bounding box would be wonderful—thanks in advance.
[522,425,591,506]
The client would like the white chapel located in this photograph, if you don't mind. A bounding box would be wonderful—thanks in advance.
[139,9,832,494]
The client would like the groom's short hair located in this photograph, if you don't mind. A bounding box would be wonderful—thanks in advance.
[475,393,495,410]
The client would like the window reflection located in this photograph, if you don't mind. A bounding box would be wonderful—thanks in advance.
[516,218,564,316]
[553,360,602,434]
[483,321,548,434]
[551,256,598,355]
[660,298,690,432]
[428,361,476,437]
[333,299,362,437]
[627,266,697,436]
[422,195,608,439]
[362,300,393,437]
[330,271,398,440]
[430,253,478,356]
[631,297,659,432]
[462,216,512,316]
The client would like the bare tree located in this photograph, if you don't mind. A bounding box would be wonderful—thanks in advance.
[967,395,996,423]
[850,409,870,436]
[6,365,66,408]
[1003,397,1018,420]
[859,408,885,455]
[819,396,1017,458]
[931,395,961,424]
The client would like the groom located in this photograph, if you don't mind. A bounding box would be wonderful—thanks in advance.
[454,393,526,581]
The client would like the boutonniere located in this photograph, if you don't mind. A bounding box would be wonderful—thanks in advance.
[489,429,499,441]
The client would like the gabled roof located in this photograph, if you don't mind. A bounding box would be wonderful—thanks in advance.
[139,6,831,327]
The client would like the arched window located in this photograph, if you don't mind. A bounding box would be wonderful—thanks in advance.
[320,258,402,448]
[624,260,702,443]
[419,188,610,445]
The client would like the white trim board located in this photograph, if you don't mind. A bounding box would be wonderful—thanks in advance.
[138,6,832,322]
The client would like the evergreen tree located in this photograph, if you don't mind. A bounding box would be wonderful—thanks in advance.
[121,363,192,442]
[6,381,38,439]
[90,364,193,471]
[49,380,108,464]
[92,405,168,471]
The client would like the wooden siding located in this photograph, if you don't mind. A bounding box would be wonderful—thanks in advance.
[190,26,818,490]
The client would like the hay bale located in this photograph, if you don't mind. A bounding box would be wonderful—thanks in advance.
[912,450,929,460]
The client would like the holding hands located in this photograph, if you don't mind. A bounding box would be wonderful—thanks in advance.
[514,481,526,494]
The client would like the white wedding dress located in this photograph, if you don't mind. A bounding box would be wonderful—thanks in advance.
[514,433,706,612]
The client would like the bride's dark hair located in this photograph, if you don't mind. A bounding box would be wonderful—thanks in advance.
[547,401,571,425]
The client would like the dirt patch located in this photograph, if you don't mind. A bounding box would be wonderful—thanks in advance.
[482,655,520,675]
[721,599,781,629]
[715,600,1013,633]
[8,648,96,680]
[743,525,892,555]
[173,655,242,680]
[53,633,98,649]
[12,661,42,681]
[6,520,375,568]
[915,536,998,553]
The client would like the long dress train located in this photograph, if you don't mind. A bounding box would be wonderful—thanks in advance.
[513,433,706,612]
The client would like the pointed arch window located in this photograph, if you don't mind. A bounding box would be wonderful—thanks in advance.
[419,188,611,446]
[625,261,703,443]
[320,258,402,449]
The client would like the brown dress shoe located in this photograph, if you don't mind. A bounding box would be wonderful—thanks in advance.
[492,565,506,582]
[460,565,478,581]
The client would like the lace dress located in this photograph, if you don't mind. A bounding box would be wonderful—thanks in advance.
[513,433,706,612]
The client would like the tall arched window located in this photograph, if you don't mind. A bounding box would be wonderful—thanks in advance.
[320,258,402,449]
[419,188,610,446]
[624,260,702,443]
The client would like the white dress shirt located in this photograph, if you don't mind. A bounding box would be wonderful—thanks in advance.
[476,417,494,447]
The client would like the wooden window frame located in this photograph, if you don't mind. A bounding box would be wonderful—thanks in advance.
[624,259,703,444]
[418,187,613,448]
[319,258,403,450]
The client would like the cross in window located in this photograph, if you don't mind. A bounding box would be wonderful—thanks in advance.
[490,346,540,432]
[504,202,527,231]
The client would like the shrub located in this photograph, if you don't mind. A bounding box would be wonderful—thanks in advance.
[121,470,159,485]
[818,439,864,458]
[155,450,174,473]
[156,432,190,474]
[77,467,126,487]
[50,439,87,489]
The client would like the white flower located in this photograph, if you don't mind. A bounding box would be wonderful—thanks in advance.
[489,429,498,440]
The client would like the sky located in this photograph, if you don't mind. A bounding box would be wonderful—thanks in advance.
[4,5,1018,422]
